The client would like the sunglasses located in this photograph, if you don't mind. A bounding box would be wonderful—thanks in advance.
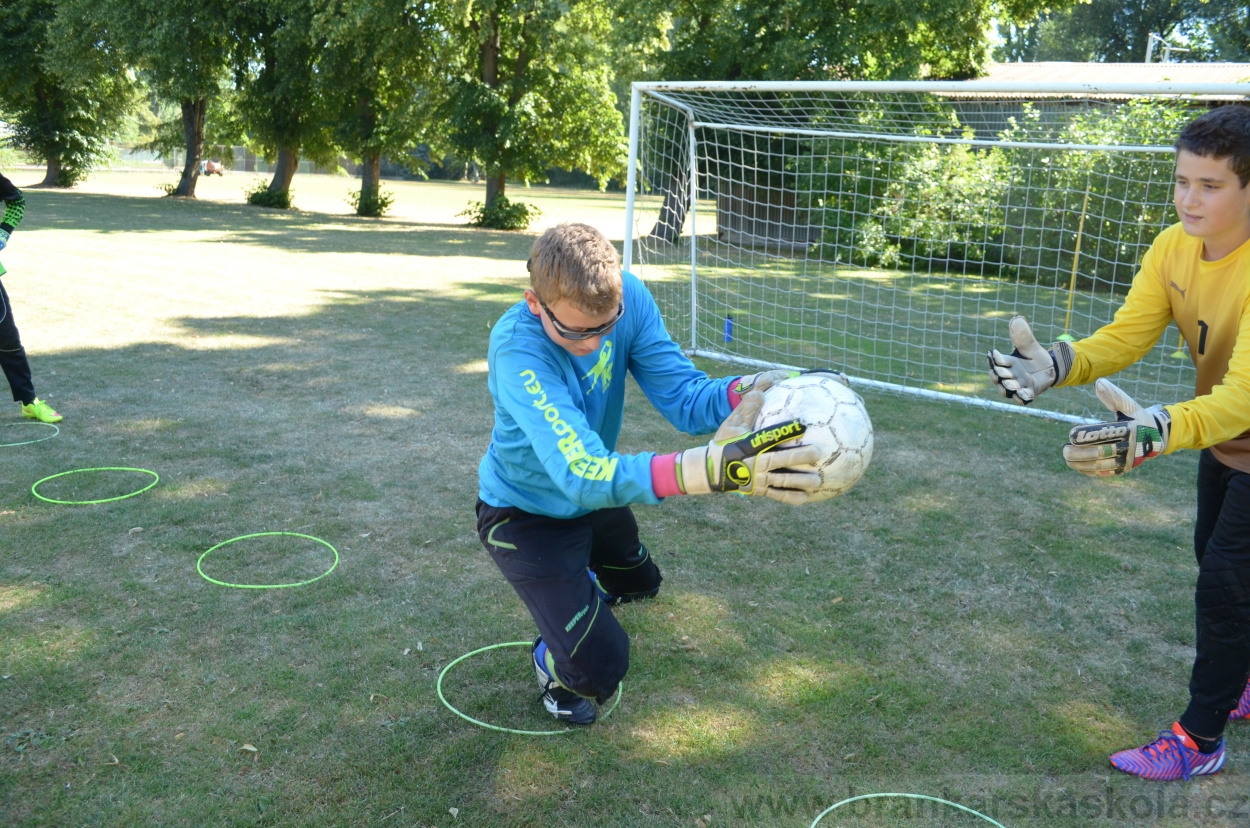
[536,295,625,341]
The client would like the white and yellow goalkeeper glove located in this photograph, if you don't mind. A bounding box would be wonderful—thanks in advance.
[987,316,1074,404]
[733,368,851,396]
[1062,379,1171,477]
[678,390,822,505]
[731,369,797,396]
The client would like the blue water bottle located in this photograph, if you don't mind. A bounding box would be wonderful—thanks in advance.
[723,313,734,343]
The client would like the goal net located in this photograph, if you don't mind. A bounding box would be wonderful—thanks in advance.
[624,81,1245,423]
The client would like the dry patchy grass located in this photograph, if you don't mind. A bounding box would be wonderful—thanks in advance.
[0,172,1235,828]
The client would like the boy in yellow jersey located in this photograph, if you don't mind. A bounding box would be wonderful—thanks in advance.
[988,104,1250,781]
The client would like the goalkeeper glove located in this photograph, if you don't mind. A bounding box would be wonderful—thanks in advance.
[733,368,851,396]
[0,229,8,251]
[1062,378,1171,477]
[987,316,1074,404]
[678,390,822,505]
[732,369,797,396]
[797,367,851,387]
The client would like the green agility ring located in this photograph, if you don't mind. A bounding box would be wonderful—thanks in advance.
[437,640,621,735]
[197,532,339,589]
[31,466,158,504]
[0,422,59,447]
[811,793,1007,827]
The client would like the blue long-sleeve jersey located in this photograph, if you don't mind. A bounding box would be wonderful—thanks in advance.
[478,272,735,518]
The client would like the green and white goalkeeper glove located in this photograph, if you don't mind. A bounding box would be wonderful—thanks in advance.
[733,368,850,396]
[987,316,1074,404]
[678,390,822,505]
[795,368,851,386]
[732,369,797,396]
[1062,378,1171,477]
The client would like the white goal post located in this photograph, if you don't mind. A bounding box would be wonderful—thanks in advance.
[623,80,1250,424]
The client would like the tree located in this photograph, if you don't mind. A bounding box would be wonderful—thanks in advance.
[314,0,446,216]
[103,0,236,197]
[618,0,1073,87]
[614,0,1075,240]
[1190,2,1250,61]
[443,0,627,215]
[995,19,1046,63]
[231,0,338,202]
[0,0,139,186]
[996,0,1206,63]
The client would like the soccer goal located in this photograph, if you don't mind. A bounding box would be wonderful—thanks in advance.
[623,80,1248,423]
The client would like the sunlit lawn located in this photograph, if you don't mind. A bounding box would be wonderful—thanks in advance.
[635,238,1194,422]
[59,168,635,241]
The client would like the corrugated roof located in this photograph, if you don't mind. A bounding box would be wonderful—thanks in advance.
[983,61,1250,85]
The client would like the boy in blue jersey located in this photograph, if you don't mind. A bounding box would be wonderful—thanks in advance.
[477,222,829,724]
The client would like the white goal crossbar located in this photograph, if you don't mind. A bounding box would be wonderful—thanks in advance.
[623,80,1250,424]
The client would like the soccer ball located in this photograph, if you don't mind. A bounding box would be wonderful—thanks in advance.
[753,374,873,502]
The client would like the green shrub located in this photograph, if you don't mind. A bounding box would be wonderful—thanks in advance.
[884,140,1010,270]
[348,188,393,217]
[997,99,1193,290]
[53,165,91,187]
[802,97,1196,288]
[245,179,294,209]
[459,196,541,230]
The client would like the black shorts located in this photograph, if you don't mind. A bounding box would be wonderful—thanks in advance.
[0,279,34,404]
[1182,449,1250,738]
[475,500,662,702]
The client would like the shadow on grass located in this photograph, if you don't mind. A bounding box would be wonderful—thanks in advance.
[0,281,591,824]
[0,285,523,538]
[20,190,538,260]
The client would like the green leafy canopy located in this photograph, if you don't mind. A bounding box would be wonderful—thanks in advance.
[0,0,140,185]
[443,0,627,200]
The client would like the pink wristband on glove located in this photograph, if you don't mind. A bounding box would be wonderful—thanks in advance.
[727,377,745,409]
[651,452,684,498]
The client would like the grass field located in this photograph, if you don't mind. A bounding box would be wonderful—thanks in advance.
[0,170,1236,827]
[632,232,1195,424]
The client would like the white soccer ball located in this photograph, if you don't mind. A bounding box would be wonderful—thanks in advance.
[753,373,873,502]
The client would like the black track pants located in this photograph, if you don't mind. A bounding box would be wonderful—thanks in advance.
[0,280,34,404]
[1180,449,1250,741]
[475,500,662,703]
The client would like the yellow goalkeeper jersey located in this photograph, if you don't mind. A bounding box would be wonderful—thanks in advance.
[1059,222,1250,472]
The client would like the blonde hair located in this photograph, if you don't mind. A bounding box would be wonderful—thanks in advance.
[528,223,622,315]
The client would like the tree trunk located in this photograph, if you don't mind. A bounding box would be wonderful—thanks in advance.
[173,98,207,197]
[357,153,382,216]
[485,172,506,210]
[268,146,300,194]
[41,155,63,187]
[648,126,691,243]
[479,12,504,210]
[649,166,690,243]
[481,15,499,88]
